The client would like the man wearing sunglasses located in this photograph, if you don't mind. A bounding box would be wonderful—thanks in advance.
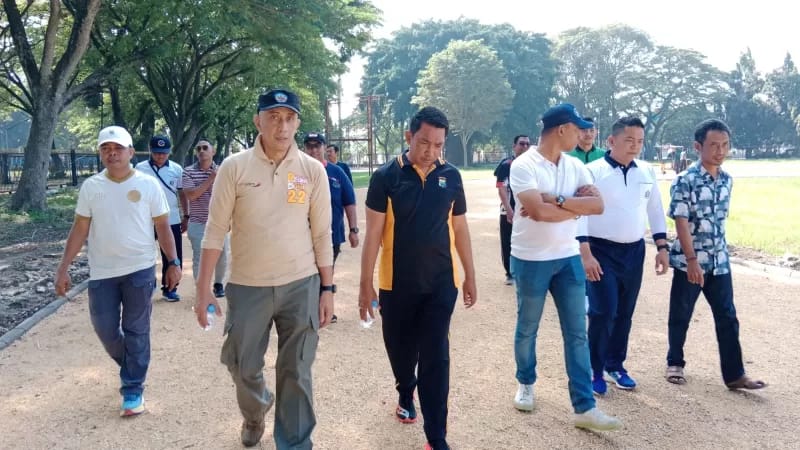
[182,139,228,298]
[493,135,531,286]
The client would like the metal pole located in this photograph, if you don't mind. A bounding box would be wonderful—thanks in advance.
[366,96,373,174]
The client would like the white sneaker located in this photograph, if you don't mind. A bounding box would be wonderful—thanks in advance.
[513,383,534,411]
[504,276,514,286]
[574,407,622,431]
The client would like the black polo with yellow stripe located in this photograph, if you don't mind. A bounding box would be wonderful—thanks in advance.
[366,151,467,293]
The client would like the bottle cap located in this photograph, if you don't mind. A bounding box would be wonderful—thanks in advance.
[207,304,216,313]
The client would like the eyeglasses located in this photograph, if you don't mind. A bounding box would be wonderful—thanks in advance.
[517,142,531,147]
[196,145,209,151]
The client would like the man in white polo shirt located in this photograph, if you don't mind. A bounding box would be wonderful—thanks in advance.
[577,117,669,396]
[135,135,188,301]
[55,125,182,417]
[509,103,621,431]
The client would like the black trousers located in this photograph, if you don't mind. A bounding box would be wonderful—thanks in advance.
[499,215,512,278]
[154,223,183,292]
[380,284,458,445]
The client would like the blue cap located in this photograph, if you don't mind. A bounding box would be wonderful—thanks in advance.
[303,132,326,145]
[207,304,215,313]
[149,135,171,153]
[258,89,301,115]
[541,104,594,131]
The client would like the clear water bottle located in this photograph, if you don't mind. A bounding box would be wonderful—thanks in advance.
[204,304,216,331]
[360,299,379,328]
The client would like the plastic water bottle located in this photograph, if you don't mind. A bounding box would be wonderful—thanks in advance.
[360,299,379,329]
[204,304,216,331]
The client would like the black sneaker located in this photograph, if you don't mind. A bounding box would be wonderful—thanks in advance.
[396,395,417,424]
[213,283,225,298]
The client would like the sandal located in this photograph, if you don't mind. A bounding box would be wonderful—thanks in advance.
[726,376,767,390]
[666,366,686,385]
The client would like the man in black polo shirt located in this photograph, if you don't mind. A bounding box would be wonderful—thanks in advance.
[359,106,477,450]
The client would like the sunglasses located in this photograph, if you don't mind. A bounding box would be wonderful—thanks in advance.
[196,145,210,151]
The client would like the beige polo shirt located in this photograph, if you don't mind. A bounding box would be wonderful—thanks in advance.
[202,139,333,286]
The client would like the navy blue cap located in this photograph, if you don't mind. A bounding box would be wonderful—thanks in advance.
[149,135,171,153]
[303,132,326,145]
[541,104,594,131]
[258,89,301,115]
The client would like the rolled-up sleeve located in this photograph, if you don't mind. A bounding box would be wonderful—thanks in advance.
[309,163,334,267]
[202,160,235,250]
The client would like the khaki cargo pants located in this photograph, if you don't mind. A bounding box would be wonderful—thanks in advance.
[221,273,320,449]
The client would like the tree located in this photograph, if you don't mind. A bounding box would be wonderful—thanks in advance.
[1,0,102,211]
[413,40,513,166]
[765,53,800,143]
[625,46,726,158]
[361,19,555,145]
[554,25,652,136]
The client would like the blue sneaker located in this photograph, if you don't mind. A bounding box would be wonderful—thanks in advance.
[163,289,181,302]
[396,395,417,424]
[120,394,145,417]
[606,370,637,390]
[592,374,607,396]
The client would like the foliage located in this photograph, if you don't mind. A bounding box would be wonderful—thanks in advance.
[413,39,513,166]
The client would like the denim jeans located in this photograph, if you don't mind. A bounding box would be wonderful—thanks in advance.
[511,255,595,414]
[667,270,744,384]
[87,266,155,396]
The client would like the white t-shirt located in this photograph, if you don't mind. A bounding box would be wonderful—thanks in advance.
[509,149,592,261]
[135,159,183,224]
[75,170,170,280]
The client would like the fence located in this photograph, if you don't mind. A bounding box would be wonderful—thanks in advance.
[0,150,101,194]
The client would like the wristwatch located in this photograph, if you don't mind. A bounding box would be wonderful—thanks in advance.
[183,215,190,219]
[320,284,337,294]
[168,258,181,267]
[349,227,359,234]
[657,244,670,252]
[556,195,566,208]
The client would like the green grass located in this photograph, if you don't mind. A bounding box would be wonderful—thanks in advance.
[0,189,78,245]
[659,177,800,256]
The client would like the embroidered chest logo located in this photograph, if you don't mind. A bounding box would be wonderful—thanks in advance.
[127,189,141,203]
[438,176,447,188]
[287,172,307,204]
[330,177,341,189]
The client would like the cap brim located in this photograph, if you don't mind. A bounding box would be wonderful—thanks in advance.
[150,148,171,153]
[574,118,594,129]
[259,104,300,115]
[98,138,132,148]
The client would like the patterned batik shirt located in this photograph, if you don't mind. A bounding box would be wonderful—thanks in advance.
[667,162,733,275]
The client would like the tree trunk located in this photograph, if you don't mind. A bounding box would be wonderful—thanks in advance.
[460,133,471,167]
[9,99,58,211]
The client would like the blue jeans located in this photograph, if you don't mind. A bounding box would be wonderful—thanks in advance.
[667,270,744,384]
[511,255,595,414]
[88,266,155,396]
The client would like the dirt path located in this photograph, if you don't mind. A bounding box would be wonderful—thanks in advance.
[1,178,797,449]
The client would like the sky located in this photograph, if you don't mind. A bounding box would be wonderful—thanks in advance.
[336,0,797,118]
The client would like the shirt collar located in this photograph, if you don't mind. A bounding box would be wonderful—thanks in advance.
[603,152,637,170]
[693,161,729,181]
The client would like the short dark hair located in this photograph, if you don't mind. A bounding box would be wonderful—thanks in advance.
[694,119,731,145]
[410,106,449,136]
[611,117,645,136]
[583,116,595,123]
[513,135,529,145]
[328,144,340,153]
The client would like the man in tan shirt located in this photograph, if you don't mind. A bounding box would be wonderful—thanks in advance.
[193,89,333,449]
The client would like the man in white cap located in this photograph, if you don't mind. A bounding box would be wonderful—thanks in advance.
[55,125,182,417]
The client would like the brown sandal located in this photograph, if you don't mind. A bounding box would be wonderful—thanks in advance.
[666,366,686,385]
[726,376,767,390]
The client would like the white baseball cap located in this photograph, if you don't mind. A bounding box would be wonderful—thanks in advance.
[97,126,133,148]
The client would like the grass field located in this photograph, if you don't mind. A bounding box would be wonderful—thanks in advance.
[658,177,800,256]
